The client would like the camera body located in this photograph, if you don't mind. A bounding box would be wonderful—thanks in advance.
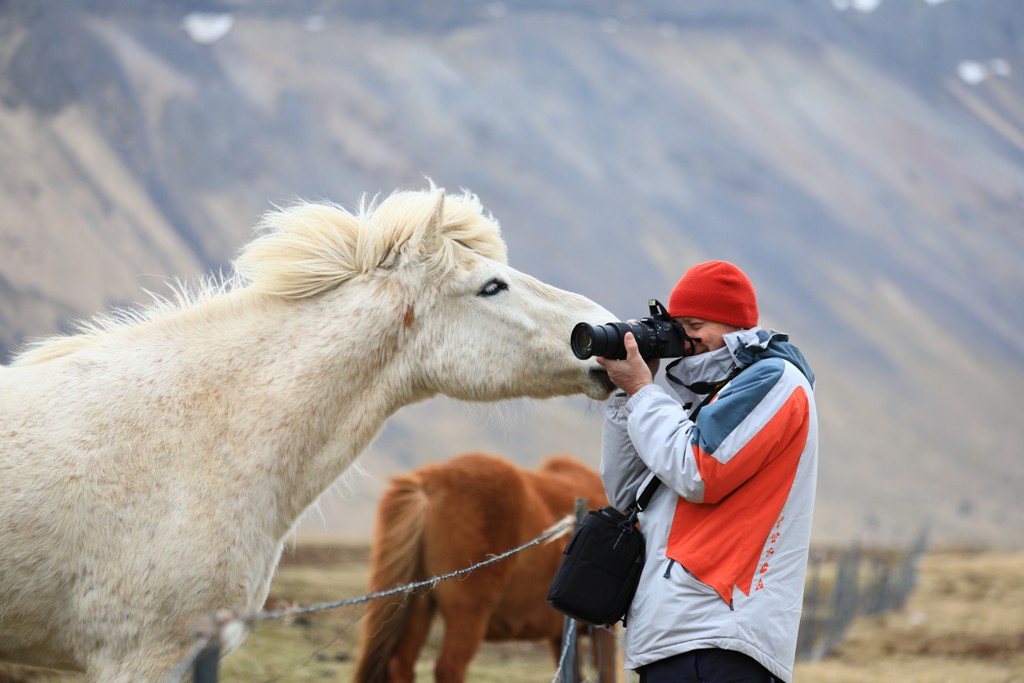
[571,299,696,360]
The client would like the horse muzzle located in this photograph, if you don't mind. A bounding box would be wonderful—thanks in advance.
[586,367,616,399]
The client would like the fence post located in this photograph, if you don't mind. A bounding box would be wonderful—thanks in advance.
[895,526,929,610]
[796,552,822,659]
[559,497,588,683]
[192,639,221,683]
[187,610,233,683]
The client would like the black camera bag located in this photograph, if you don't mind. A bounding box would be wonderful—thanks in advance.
[546,502,649,627]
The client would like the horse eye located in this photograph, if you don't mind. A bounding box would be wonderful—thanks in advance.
[477,278,508,297]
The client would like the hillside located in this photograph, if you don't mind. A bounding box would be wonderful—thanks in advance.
[1,0,1022,548]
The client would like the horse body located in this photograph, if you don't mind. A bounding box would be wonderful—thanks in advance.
[0,188,615,681]
[354,452,617,683]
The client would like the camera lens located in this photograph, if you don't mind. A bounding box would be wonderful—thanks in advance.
[571,323,597,359]
[571,322,627,360]
[591,325,622,359]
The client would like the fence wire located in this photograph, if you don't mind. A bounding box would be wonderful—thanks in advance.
[167,520,928,681]
[164,516,576,683]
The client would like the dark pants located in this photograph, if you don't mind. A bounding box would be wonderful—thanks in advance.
[637,648,781,683]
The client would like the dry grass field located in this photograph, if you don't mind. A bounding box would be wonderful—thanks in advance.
[3,544,1022,683]
[795,549,1024,683]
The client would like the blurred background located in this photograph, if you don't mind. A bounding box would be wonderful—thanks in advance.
[1,0,1022,550]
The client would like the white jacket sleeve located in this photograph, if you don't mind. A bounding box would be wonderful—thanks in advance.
[625,386,707,502]
[600,388,655,510]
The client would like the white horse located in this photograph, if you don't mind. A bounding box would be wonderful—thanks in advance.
[0,186,615,682]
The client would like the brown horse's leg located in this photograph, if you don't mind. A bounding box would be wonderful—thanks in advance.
[547,635,561,664]
[432,613,489,683]
[431,581,499,683]
[590,626,620,683]
[386,594,435,683]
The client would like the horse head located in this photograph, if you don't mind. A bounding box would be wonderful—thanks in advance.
[388,189,615,402]
[236,185,616,403]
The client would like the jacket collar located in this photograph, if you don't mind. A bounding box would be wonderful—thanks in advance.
[664,326,813,401]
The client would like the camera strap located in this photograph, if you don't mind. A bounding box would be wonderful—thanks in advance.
[665,360,743,396]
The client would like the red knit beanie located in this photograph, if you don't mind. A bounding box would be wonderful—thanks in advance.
[667,260,758,328]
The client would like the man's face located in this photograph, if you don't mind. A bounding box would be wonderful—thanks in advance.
[676,317,742,355]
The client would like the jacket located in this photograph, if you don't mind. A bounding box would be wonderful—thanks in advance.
[600,327,817,682]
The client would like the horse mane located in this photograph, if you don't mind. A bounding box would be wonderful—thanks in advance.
[11,275,238,366]
[12,186,505,366]
[235,187,507,299]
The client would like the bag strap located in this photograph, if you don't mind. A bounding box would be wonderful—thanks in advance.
[628,365,744,515]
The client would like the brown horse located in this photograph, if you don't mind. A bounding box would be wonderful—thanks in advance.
[353,452,618,683]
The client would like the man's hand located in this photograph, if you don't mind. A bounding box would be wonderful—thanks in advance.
[596,332,658,395]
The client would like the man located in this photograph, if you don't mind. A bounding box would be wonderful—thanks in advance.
[597,260,817,683]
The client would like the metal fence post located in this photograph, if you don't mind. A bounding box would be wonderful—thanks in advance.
[559,497,588,683]
[795,552,823,659]
[187,610,232,683]
[191,639,221,683]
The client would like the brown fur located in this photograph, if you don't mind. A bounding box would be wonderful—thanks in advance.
[353,453,618,683]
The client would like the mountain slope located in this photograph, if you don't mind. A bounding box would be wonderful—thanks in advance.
[1,0,1021,547]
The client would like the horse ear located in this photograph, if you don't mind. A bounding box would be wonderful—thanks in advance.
[423,189,445,251]
[389,188,448,278]
[410,189,447,275]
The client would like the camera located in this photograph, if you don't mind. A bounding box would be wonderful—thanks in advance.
[571,299,697,360]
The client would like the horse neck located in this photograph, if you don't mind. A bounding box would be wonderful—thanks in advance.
[132,288,419,538]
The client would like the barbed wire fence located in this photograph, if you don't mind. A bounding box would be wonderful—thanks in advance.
[165,510,592,683]
[164,513,927,682]
[796,527,929,661]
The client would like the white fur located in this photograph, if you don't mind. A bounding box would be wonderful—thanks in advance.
[0,187,614,681]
